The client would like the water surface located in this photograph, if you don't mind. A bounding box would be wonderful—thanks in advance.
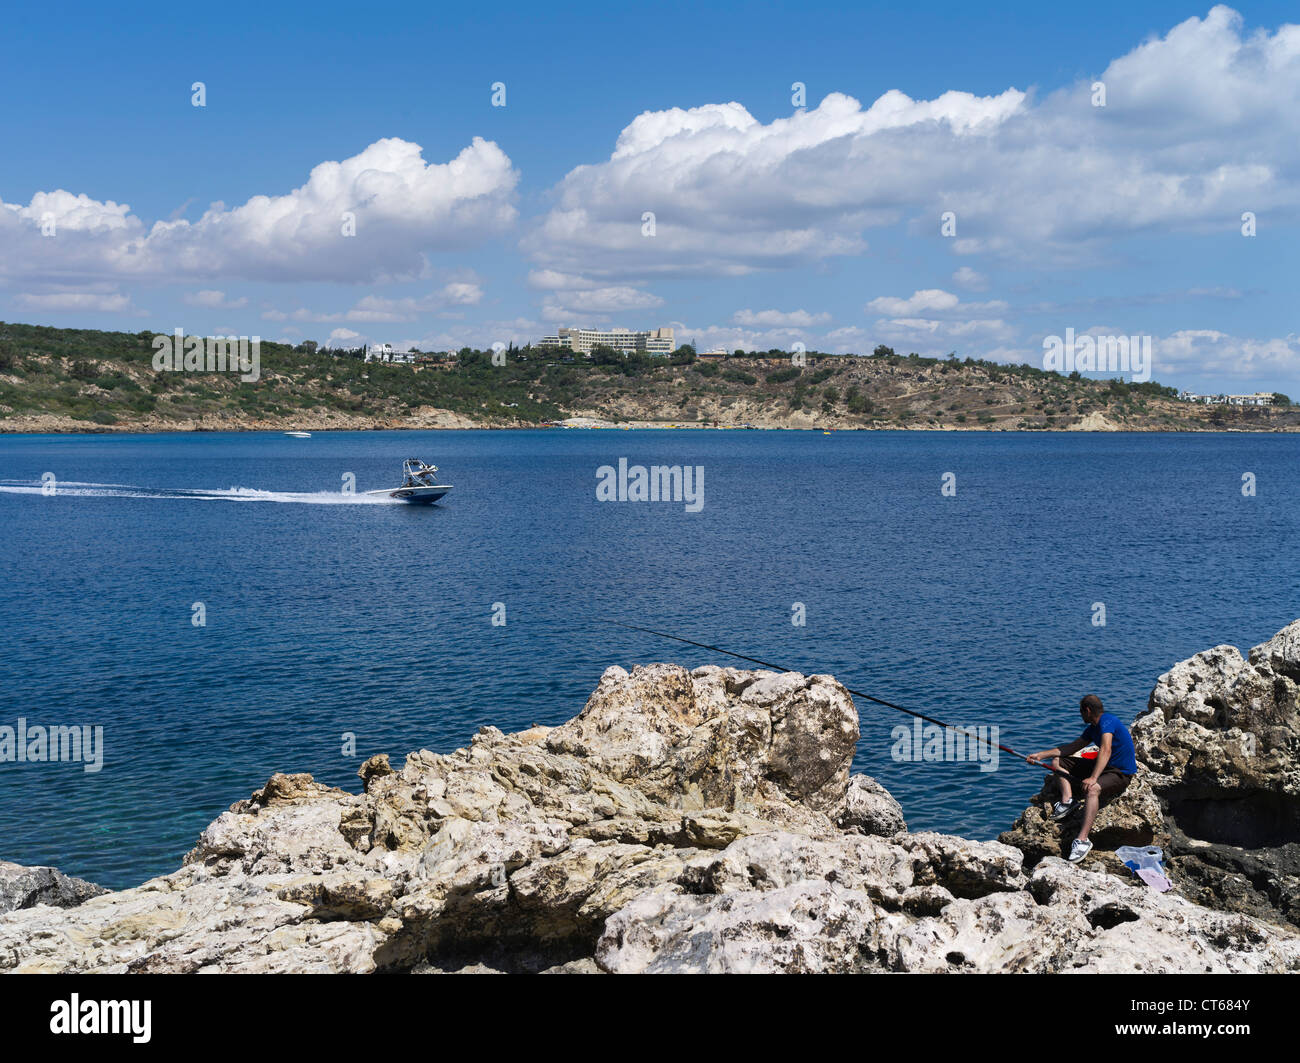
[1,429,1296,887]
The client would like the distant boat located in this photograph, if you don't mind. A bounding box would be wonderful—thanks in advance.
[365,458,453,505]
[284,431,311,438]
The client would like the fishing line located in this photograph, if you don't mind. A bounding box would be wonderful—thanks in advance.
[611,620,1071,779]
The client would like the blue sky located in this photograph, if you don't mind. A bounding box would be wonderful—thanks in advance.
[2,1,1297,393]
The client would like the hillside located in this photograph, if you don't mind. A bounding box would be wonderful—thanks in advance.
[1,321,1295,432]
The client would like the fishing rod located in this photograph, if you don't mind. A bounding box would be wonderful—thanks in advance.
[611,621,1072,779]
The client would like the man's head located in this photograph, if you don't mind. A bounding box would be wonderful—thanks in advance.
[1079,694,1104,724]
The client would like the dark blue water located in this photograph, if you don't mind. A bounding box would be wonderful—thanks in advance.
[1,429,1296,888]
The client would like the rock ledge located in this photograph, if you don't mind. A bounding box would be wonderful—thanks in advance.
[2,649,1298,974]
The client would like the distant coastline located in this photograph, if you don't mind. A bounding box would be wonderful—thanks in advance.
[3,413,1299,435]
[3,321,1297,435]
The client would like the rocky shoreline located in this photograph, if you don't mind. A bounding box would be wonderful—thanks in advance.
[2,621,1298,973]
[0,408,513,434]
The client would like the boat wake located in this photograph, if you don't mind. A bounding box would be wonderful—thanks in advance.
[0,480,401,504]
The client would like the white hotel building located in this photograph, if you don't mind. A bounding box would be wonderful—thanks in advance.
[1178,390,1276,406]
[538,327,675,356]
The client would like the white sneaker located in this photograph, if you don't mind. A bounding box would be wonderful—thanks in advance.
[1068,838,1093,863]
[1051,800,1076,821]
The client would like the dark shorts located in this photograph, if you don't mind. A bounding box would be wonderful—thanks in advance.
[1060,757,1132,801]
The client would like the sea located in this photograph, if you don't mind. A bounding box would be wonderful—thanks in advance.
[1,428,1296,888]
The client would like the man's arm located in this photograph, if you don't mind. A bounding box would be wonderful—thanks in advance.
[1086,733,1113,784]
[1028,734,1085,764]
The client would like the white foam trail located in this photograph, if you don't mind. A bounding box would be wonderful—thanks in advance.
[187,486,397,505]
[0,480,400,504]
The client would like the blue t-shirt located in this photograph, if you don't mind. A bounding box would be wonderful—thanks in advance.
[1082,712,1137,775]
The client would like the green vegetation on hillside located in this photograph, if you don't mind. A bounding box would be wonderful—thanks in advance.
[1,321,1295,433]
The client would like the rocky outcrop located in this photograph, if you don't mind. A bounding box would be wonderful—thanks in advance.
[1001,618,1300,928]
[833,774,908,837]
[0,861,106,914]
[1067,411,1122,432]
[2,658,1298,973]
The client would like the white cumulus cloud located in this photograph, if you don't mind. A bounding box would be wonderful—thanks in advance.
[952,267,989,291]
[525,7,1300,278]
[261,281,486,325]
[0,138,518,286]
[540,286,665,323]
[183,290,248,309]
[732,308,832,328]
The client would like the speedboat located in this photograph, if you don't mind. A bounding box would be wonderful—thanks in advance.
[285,431,311,438]
[365,458,453,504]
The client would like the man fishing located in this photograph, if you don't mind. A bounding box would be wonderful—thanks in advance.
[1027,695,1137,863]
[611,624,1144,864]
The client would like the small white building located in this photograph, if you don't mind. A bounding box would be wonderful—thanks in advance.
[365,343,417,364]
